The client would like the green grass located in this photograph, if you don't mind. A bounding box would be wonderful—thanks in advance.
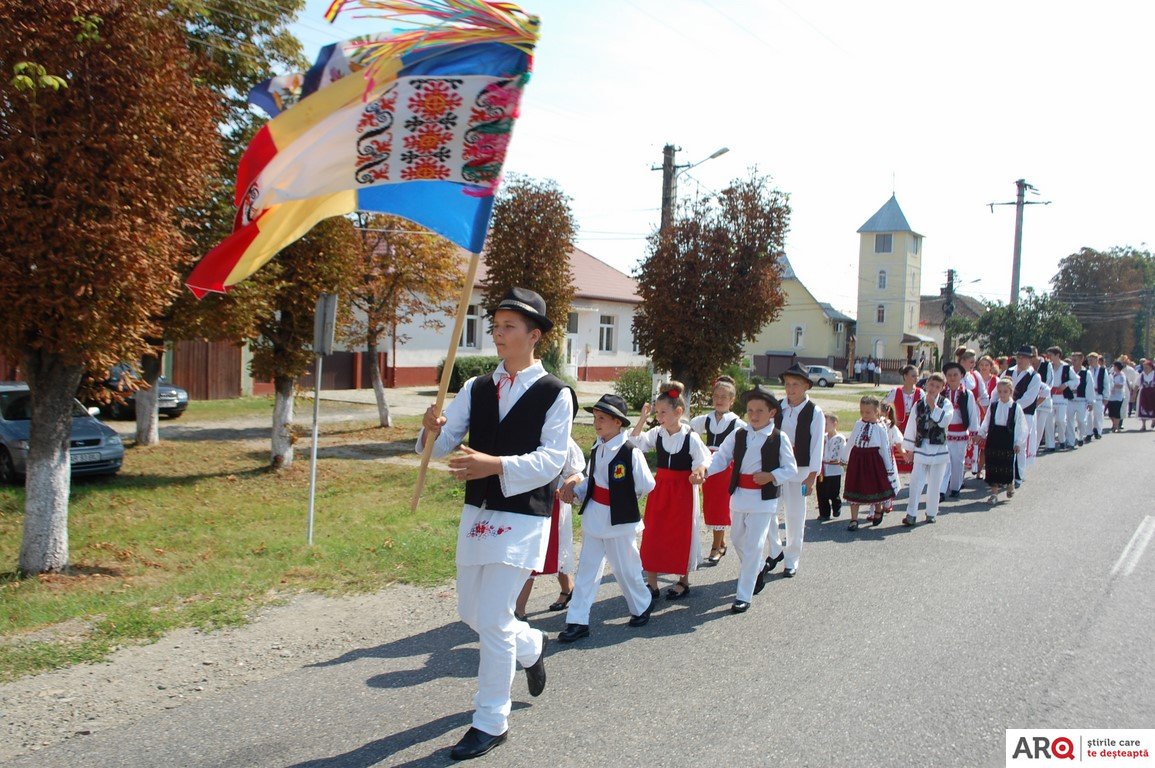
[180,395,376,421]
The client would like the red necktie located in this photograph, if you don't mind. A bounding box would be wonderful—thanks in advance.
[496,373,514,402]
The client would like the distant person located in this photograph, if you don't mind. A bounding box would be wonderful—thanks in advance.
[1107,361,1127,432]
[1086,352,1107,439]
[866,357,877,385]
[1137,358,1155,431]
[854,358,864,382]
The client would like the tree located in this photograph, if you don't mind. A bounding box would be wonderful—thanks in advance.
[1051,246,1154,358]
[131,0,306,446]
[633,172,790,392]
[0,1,220,573]
[247,217,360,468]
[480,175,577,353]
[974,289,1083,358]
[340,215,463,427]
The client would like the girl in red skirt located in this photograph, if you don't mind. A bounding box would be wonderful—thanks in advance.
[690,376,745,565]
[631,381,711,599]
[841,395,898,530]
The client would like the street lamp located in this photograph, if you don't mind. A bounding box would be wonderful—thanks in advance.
[654,145,729,234]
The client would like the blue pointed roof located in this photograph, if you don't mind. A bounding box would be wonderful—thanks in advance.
[857,195,919,235]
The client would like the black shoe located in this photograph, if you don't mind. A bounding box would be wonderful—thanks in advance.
[628,594,655,627]
[753,567,767,596]
[525,636,547,697]
[666,581,691,600]
[731,600,750,614]
[949,489,960,498]
[762,551,784,578]
[902,515,916,527]
[817,512,831,521]
[557,623,589,643]
[783,567,797,578]
[924,515,937,524]
[1094,431,1102,440]
[648,585,660,602]
[939,493,946,503]
[832,508,841,517]
[450,727,507,760]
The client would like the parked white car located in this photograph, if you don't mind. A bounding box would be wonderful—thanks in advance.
[806,365,843,388]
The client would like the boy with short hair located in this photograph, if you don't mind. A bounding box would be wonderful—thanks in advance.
[900,372,954,525]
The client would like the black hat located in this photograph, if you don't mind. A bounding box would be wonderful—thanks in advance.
[942,361,964,375]
[778,363,812,389]
[1014,345,1036,358]
[741,384,781,411]
[585,393,631,426]
[495,287,553,333]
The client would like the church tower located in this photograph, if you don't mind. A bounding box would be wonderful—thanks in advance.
[856,195,924,363]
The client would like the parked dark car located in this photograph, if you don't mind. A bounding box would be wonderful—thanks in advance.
[96,365,189,420]
[0,382,124,484]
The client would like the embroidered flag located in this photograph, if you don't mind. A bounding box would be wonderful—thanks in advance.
[186,0,538,298]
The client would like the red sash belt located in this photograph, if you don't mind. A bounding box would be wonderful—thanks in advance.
[948,424,969,432]
[590,484,611,505]
[736,473,762,490]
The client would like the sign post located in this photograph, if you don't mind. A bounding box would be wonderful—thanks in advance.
[308,293,338,545]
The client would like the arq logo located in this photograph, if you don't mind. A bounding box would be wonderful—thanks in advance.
[1012,735,1076,760]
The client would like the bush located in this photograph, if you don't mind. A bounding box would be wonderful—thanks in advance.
[436,355,502,393]
[613,366,652,411]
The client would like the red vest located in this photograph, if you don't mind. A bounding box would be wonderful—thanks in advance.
[892,386,923,431]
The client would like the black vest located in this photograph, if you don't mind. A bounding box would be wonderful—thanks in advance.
[776,399,816,467]
[704,414,738,448]
[578,441,640,525]
[1037,360,1051,383]
[1094,366,1106,394]
[464,373,568,516]
[1060,364,1074,399]
[915,396,947,445]
[728,428,782,500]
[989,399,1019,441]
[1013,371,1039,415]
[655,429,693,470]
[1075,368,1089,398]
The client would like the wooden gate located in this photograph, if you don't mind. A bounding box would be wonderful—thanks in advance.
[170,341,242,400]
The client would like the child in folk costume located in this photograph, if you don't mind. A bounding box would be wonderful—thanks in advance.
[957,348,990,476]
[1067,352,1092,446]
[975,355,1000,478]
[698,385,797,613]
[557,395,657,643]
[762,364,826,579]
[842,396,899,530]
[690,376,745,565]
[417,288,570,760]
[1107,361,1127,432]
[816,413,845,520]
[900,372,955,526]
[939,363,980,499]
[631,382,711,599]
[878,402,903,515]
[978,377,1030,502]
[1086,352,1107,440]
[515,434,583,623]
[1034,350,1057,453]
[1010,346,1044,476]
[1043,346,1079,450]
[883,365,922,475]
[1137,359,1155,431]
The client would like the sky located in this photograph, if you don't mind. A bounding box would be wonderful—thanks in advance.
[293,0,1155,316]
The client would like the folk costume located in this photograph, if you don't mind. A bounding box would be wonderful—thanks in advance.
[1137,369,1155,421]
[901,393,954,523]
[690,410,745,529]
[1034,359,1057,452]
[978,397,1030,487]
[963,368,990,474]
[532,438,584,578]
[883,385,922,473]
[1087,362,1107,438]
[1068,365,1092,445]
[631,423,711,577]
[882,420,904,513]
[939,372,980,496]
[1107,369,1127,421]
[771,364,826,575]
[841,420,898,504]
[1010,354,1044,471]
[705,387,797,607]
[817,430,846,519]
[565,398,656,633]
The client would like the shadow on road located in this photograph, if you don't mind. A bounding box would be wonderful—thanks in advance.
[281,710,470,768]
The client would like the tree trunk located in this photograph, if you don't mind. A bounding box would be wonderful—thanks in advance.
[19,350,85,575]
[368,332,392,428]
[134,352,162,446]
[271,375,295,468]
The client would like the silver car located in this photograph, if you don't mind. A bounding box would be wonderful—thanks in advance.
[806,365,844,388]
[0,382,124,484]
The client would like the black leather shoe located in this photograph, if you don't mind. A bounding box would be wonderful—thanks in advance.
[557,623,589,643]
[949,489,960,498]
[902,515,917,527]
[783,567,797,578]
[761,551,784,578]
[525,636,547,697]
[924,515,937,524]
[753,567,767,595]
[450,727,507,760]
[648,585,660,602]
[628,594,655,627]
[731,600,750,614]
[939,493,946,503]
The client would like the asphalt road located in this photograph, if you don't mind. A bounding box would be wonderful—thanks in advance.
[12,430,1155,768]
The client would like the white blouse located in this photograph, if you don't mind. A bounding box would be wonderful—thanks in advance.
[630,423,711,470]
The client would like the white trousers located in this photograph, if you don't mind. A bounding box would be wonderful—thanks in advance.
[769,481,807,569]
[731,509,774,602]
[1053,400,1075,445]
[457,563,543,736]
[1091,400,1105,434]
[1021,413,1038,470]
[1069,399,1089,443]
[906,461,949,519]
[566,534,650,626]
[939,439,969,494]
[1036,407,1055,450]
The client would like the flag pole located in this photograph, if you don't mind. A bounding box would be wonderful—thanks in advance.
[412,251,481,512]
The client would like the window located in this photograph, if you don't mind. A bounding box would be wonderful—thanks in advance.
[461,304,480,348]
[566,312,579,334]
[875,233,892,253]
[876,305,886,324]
[631,332,639,354]
[835,322,845,334]
[792,325,804,349]
[912,235,921,255]
[599,315,616,352]
[878,270,887,290]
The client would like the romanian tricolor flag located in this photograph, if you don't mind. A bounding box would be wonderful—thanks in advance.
[186,0,539,298]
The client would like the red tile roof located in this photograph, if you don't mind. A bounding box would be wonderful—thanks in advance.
[467,247,639,304]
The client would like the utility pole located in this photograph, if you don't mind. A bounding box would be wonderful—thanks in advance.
[942,268,956,357]
[988,178,1051,306]
[652,144,729,237]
